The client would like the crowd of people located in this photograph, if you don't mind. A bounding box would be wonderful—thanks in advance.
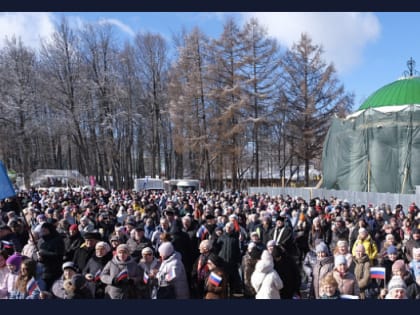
[0,187,420,300]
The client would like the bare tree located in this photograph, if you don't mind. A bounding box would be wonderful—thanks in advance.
[134,32,169,178]
[280,33,353,186]
[240,17,282,186]
[208,17,249,191]
[0,36,41,187]
[169,27,213,186]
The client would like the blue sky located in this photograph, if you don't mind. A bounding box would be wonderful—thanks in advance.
[0,12,418,111]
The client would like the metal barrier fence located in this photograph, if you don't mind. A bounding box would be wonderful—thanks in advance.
[248,186,420,211]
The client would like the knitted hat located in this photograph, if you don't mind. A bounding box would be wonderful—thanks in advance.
[355,244,365,253]
[387,276,407,293]
[392,259,406,273]
[158,242,174,258]
[116,244,129,253]
[358,228,368,235]
[95,241,111,253]
[69,224,78,232]
[141,247,153,255]
[387,245,398,255]
[316,242,329,254]
[6,253,22,270]
[336,240,348,248]
[62,261,79,272]
[334,254,347,268]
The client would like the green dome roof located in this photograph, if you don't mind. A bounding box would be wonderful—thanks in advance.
[359,76,420,110]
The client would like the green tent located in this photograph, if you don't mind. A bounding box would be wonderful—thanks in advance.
[322,76,420,193]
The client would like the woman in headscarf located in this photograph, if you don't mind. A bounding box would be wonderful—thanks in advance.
[83,241,113,298]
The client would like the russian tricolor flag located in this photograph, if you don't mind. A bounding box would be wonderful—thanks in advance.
[165,266,176,281]
[27,278,39,296]
[208,272,222,287]
[370,267,386,279]
[143,272,149,284]
[94,269,102,282]
[117,269,129,282]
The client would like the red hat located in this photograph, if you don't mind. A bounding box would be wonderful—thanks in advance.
[69,224,78,232]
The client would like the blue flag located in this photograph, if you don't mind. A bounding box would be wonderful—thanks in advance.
[0,161,15,200]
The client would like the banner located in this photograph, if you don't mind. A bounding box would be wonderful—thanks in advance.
[0,161,16,200]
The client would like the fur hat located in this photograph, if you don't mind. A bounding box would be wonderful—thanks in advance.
[207,252,224,268]
[158,242,174,258]
[84,231,102,240]
[6,253,22,270]
[392,259,406,273]
[316,242,329,254]
[387,275,407,293]
[334,254,347,268]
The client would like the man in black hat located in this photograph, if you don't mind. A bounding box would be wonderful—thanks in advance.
[270,215,297,261]
[72,230,102,271]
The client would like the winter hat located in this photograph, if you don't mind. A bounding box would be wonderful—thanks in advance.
[392,259,406,273]
[6,253,22,270]
[355,244,365,253]
[69,224,78,232]
[313,217,320,225]
[412,247,420,257]
[95,241,111,254]
[387,276,407,293]
[266,240,276,248]
[358,228,368,236]
[62,261,79,272]
[387,245,398,255]
[141,247,154,255]
[116,244,129,253]
[158,242,174,258]
[71,274,87,290]
[247,242,256,252]
[207,253,224,268]
[336,240,348,248]
[260,249,273,262]
[316,242,329,254]
[335,255,347,268]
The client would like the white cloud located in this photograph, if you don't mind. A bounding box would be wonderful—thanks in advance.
[0,12,56,52]
[241,12,381,74]
[98,18,136,37]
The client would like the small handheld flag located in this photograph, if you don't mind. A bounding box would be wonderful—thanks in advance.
[94,269,102,282]
[117,269,129,282]
[370,267,386,280]
[27,278,39,296]
[165,266,176,281]
[143,272,149,284]
[0,161,16,200]
[208,272,222,287]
